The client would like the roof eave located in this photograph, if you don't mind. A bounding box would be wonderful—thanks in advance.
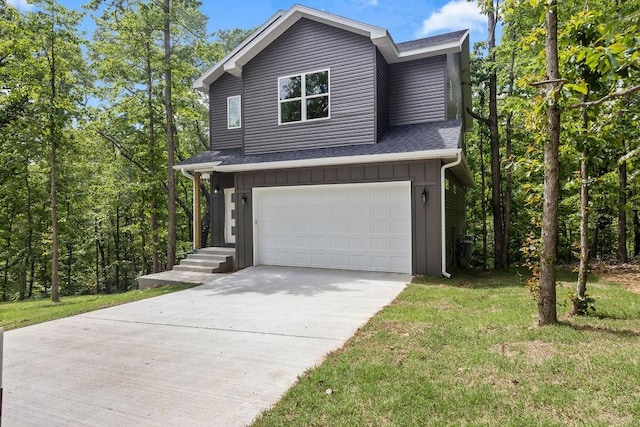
[225,5,390,76]
[193,9,286,93]
[173,149,462,174]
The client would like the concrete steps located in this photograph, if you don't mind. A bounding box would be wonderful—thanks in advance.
[172,247,235,274]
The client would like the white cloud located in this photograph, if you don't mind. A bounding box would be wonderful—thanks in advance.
[417,0,485,37]
[366,0,379,5]
[7,0,34,11]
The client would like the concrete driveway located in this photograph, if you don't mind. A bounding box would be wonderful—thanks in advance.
[3,266,409,426]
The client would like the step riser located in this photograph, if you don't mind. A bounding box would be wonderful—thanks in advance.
[173,264,229,274]
[187,254,230,262]
[173,247,235,274]
[197,248,235,255]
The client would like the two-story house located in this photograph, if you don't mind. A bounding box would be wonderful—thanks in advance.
[175,4,472,277]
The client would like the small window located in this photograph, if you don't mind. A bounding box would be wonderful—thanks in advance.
[278,70,329,124]
[227,95,241,129]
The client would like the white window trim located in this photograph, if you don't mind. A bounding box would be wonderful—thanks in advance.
[277,69,330,125]
[227,95,241,129]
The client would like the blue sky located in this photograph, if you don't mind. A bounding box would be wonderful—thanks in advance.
[10,0,487,47]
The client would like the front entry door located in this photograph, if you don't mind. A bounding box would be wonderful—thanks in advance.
[224,187,236,244]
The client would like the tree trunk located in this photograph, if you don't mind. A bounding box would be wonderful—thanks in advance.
[487,1,506,270]
[479,91,488,271]
[146,39,161,274]
[164,0,177,269]
[2,207,15,302]
[633,209,640,257]
[503,30,516,268]
[115,202,121,291]
[617,158,628,262]
[573,145,589,315]
[591,220,599,261]
[49,6,60,303]
[573,95,589,316]
[95,219,101,293]
[21,161,34,300]
[538,0,560,326]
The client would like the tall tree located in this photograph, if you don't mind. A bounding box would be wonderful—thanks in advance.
[468,0,508,269]
[536,0,561,325]
[163,0,177,269]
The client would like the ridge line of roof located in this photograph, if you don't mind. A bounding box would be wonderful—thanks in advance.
[194,4,468,92]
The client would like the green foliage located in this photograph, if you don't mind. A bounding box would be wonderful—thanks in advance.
[0,0,251,300]
[0,284,196,330]
[565,290,596,316]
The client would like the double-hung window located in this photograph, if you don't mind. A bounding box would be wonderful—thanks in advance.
[278,69,330,124]
[227,95,241,129]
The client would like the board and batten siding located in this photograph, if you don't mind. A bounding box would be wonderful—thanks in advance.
[233,160,443,276]
[209,73,243,150]
[444,170,466,269]
[388,55,447,126]
[376,49,389,140]
[242,18,376,155]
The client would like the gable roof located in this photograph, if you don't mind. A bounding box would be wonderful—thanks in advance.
[194,4,470,94]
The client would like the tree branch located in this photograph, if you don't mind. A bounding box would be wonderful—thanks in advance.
[564,84,640,111]
[466,106,491,126]
[95,129,193,219]
[530,78,567,87]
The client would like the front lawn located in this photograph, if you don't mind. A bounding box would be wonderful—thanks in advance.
[254,269,640,426]
[0,284,196,331]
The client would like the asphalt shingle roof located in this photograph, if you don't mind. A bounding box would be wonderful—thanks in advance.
[396,30,468,52]
[177,120,462,168]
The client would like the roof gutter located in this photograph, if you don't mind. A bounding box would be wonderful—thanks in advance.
[180,168,194,181]
[172,149,461,174]
[441,149,462,279]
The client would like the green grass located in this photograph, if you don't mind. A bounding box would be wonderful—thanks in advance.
[0,284,196,331]
[254,269,640,426]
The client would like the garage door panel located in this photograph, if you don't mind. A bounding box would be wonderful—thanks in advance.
[254,181,412,274]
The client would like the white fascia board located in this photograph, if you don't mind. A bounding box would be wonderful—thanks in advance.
[193,9,285,92]
[173,162,222,173]
[214,149,461,173]
[229,5,389,72]
[174,149,471,184]
[386,30,469,64]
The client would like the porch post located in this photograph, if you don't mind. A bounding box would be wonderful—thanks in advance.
[194,172,201,249]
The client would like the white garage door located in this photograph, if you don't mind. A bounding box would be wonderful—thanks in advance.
[253,181,412,273]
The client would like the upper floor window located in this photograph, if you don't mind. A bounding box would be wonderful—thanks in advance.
[278,69,330,124]
[227,95,241,129]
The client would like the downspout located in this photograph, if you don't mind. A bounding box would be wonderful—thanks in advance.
[441,150,462,278]
[180,168,194,181]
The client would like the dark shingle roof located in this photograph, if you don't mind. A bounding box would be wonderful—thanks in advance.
[396,29,468,52]
[177,120,461,168]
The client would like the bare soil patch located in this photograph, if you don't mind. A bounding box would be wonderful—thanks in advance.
[593,263,640,294]
[490,340,557,363]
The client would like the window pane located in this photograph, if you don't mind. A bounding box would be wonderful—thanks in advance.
[279,76,301,100]
[280,100,301,123]
[306,71,328,96]
[306,96,329,120]
[228,96,241,128]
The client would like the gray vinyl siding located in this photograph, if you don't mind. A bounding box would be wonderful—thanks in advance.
[388,55,447,126]
[243,18,375,155]
[376,49,389,140]
[210,73,243,150]
[233,160,443,276]
[444,170,466,269]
